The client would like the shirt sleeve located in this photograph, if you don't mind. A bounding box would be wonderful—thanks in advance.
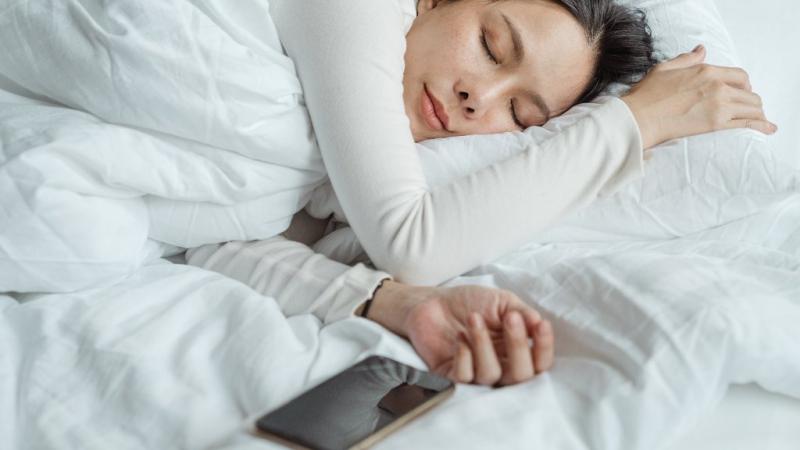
[269,0,644,285]
[186,238,391,324]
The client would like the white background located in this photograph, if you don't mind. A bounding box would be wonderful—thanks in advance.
[715,0,800,169]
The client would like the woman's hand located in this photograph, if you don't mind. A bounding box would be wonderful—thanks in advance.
[622,45,777,149]
[365,281,554,386]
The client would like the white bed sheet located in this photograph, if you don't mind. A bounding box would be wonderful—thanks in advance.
[668,384,800,450]
[4,195,800,450]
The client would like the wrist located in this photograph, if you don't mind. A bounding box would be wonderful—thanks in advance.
[363,280,433,337]
[621,95,661,149]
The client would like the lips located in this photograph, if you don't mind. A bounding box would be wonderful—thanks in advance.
[421,84,450,132]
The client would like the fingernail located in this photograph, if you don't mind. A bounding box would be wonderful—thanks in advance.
[771,122,779,132]
[693,44,704,53]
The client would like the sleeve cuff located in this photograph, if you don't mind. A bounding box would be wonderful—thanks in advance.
[594,96,647,198]
[324,263,393,324]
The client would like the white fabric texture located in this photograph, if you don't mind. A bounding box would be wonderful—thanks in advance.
[715,0,800,169]
[0,0,326,292]
[667,384,800,450]
[3,195,800,450]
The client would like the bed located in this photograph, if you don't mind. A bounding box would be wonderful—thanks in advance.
[1,0,799,449]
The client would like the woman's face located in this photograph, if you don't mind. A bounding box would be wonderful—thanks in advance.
[404,0,596,142]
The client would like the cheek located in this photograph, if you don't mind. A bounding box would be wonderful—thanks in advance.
[449,25,487,69]
[430,10,485,69]
[464,109,517,135]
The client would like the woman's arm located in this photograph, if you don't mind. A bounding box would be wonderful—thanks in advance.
[186,236,555,386]
[186,237,390,324]
[270,0,643,285]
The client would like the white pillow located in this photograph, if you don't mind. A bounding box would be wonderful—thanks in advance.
[409,117,797,248]
[626,0,741,66]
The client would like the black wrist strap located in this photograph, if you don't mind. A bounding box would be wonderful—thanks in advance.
[360,298,374,318]
[361,278,390,318]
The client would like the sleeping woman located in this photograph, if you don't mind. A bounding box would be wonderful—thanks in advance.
[188,0,774,386]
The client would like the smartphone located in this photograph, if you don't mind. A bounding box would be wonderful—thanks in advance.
[253,355,455,450]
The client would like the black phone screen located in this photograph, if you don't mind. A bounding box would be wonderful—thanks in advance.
[255,356,454,450]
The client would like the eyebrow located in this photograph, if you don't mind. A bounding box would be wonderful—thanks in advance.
[501,13,551,122]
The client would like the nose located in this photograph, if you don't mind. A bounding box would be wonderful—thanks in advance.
[458,91,475,115]
[456,75,512,120]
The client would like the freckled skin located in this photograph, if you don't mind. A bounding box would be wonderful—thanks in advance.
[404,0,596,142]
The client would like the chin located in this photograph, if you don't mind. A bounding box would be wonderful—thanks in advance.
[411,127,435,143]
[409,118,428,142]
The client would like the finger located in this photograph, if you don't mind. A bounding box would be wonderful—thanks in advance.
[468,313,503,385]
[656,44,706,71]
[520,308,542,331]
[729,104,768,122]
[492,290,526,326]
[491,334,509,359]
[500,311,535,385]
[533,320,555,374]
[498,291,542,327]
[729,89,763,108]
[720,67,752,91]
[448,337,475,384]
[519,307,543,352]
[727,118,778,135]
[700,65,752,91]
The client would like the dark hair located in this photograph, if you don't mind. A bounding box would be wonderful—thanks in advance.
[549,0,658,103]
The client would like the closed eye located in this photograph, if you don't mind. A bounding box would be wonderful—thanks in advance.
[509,99,525,130]
[480,29,499,64]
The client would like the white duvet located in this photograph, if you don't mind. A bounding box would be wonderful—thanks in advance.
[0,0,327,293]
[3,197,800,450]
[1,1,799,449]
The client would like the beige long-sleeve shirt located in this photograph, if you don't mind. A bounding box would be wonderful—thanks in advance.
[186,236,390,324]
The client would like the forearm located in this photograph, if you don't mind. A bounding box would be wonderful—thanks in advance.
[186,237,390,324]
[330,96,643,285]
